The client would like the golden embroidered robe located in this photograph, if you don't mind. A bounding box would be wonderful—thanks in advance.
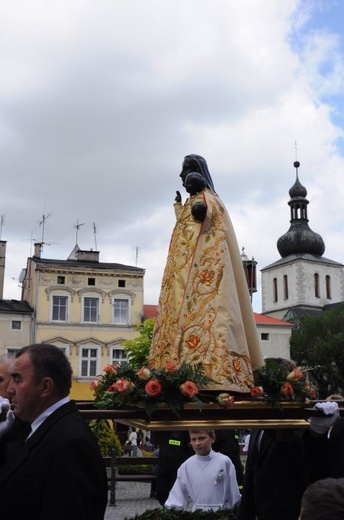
[149,188,263,392]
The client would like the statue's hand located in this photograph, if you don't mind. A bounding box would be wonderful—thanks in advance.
[192,202,207,222]
[175,191,182,203]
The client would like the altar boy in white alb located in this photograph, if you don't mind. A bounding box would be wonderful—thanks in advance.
[165,429,241,512]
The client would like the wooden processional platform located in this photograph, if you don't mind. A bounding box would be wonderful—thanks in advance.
[77,400,344,432]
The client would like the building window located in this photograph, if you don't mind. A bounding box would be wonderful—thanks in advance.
[273,278,278,303]
[81,348,98,377]
[83,297,99,323]
[88,278,96,286]
[283,275,288,300]
[11,320,21,330]
[112,348,127,366]
[314,273,320,298]
[118,280,126,288]
[53,343,70,358]
[326,275,331,299]
[52,296,68,321]
[57,276,65,285]
[113,298,129,325]
[261,333,270,341]
[7,348,19,357]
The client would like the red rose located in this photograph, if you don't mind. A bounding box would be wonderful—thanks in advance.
[145,379,162,397]
[165,362,177,373]
[250,385,264,398]
[136,366,151,381]
[281,382,294,396]
[180,381,199,398]
[304,384,317,399]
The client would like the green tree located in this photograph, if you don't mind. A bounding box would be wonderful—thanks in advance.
[89,419,122,456]
[290,303,344,398]
[122,318,155,369]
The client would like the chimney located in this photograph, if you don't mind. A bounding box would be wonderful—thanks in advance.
[34,243,42,258]
[76,249,99,262]
[0,240,6,299]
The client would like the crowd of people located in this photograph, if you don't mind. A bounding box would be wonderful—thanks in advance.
[1,346,344,518]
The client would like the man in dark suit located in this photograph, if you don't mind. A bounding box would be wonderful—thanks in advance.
[305,401,343,482]
[239,428,310,520]
[0,343,108,520]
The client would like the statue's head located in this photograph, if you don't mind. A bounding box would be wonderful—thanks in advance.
[184,172,206,196]
[180,154,215,193]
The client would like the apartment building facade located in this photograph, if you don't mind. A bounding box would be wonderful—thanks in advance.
[19,243,145,399]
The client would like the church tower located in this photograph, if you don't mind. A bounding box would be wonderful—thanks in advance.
[261,161,344,320]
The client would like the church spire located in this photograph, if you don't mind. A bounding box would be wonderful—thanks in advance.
[277,161,325,258]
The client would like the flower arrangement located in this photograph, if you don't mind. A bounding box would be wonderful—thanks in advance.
[91,361,215,418]
[250,358,318,406]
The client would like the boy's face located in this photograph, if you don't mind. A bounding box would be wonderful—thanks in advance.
[189,430,215,456]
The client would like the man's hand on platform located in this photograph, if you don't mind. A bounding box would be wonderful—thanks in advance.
[309,402,339,434]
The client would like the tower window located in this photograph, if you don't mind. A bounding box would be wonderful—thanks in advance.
[88,278,95,286]
[283,275,289,300]
[326,275,331,299]
[314,273,320,298]
[57,276,65,285]
[118,280,126,288]
[273,278,278,303]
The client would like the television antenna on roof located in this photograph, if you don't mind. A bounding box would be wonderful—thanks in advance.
[74,218,85,244]
[0,215,4,240]
[38,213,53,252]
[93,222,98,251]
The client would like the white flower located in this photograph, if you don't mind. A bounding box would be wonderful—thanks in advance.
[214,469,224,484]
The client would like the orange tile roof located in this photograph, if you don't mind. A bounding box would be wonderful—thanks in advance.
[253,312,292,326]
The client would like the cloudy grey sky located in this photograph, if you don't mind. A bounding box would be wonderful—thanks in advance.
[1,0,344,312]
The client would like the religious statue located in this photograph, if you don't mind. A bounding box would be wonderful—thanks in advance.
[149,154,263,393]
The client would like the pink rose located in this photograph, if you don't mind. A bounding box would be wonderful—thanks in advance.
[217,392,235,409]
[104,364,119,375]
[112,378,134,394]
[145,379,162,397]
[250,386,264,398]
[89,379,99,394]
[180,381,199,398]
[287,368,304,382]
[136,366,151,381]
[281,382,294,396]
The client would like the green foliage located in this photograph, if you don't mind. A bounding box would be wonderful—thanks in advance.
[124,505,239,520]
[122,318,155,369]
[290,304,344,398]
[89,419,122,457]
[252,358,317,405]
[118,464,153,475]
[93,360,215,419]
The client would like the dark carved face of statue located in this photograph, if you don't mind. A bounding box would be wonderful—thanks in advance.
[179,154,216,193]
[184,172,206,196]
[180,158,197,186]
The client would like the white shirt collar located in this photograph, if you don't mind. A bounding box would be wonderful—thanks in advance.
[29,396,70,437]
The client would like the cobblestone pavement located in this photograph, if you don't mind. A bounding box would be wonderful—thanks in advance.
[104,482,161,520]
